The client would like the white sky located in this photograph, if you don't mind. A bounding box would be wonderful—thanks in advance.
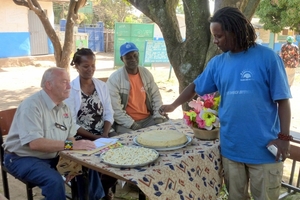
[132,0,214,16]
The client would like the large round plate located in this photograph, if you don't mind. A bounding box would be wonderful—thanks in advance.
[133,135,192,151]
[100,146,159,168]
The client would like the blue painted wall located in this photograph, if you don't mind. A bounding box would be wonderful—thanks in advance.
[78,23,104,52]
[0,32,31,58]
[48,38,54,54]
[262,41,299,55]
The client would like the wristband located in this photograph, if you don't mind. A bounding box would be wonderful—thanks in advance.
[64,140,73,150]
[278,133,293,141]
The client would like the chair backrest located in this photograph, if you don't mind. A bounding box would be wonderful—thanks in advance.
[98,77,108,82]
[0,108,17,163]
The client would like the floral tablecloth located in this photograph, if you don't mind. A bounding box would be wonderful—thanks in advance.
[59,119,223,200]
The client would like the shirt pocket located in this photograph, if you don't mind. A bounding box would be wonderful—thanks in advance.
[44,127,68,141]
[268,168,283,190]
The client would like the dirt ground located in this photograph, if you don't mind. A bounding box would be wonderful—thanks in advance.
[0,53,299,199]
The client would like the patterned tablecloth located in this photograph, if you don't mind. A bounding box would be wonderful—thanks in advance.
[59,119,223,200]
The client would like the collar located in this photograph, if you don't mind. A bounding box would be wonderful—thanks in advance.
[41,90,66,111]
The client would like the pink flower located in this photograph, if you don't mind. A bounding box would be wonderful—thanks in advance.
[188,97,203,113]
[183,93,220,130]
[183,112,193,126]
[195,114,206,128]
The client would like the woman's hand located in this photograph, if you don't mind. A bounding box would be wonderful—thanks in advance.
[101,131,118,138]
[108,131,118,137]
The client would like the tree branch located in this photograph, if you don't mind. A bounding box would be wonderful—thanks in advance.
[27,0,42,14]
[12,0,29,7]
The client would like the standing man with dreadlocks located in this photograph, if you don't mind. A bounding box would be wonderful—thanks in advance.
[159,7,291,200]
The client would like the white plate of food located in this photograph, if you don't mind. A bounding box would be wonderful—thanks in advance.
[100,146,159,168]
[133,135,192,151]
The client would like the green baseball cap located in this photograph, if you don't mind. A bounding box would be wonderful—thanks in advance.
[287,36,294,43]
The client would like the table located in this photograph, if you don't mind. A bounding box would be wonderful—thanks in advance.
[59,119,223,200]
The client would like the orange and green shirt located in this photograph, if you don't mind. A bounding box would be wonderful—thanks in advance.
[125,73,150,121]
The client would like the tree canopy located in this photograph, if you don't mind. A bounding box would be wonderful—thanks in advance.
[53,0,140,29]
[256,0,300,33]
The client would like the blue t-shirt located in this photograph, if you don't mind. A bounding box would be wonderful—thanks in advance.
[194,44,291,164]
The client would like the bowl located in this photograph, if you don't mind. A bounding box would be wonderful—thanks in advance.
[192,127,219,140]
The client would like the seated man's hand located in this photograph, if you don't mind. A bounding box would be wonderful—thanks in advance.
[131,122,142,130]
[154,118,167,124]
[73,140,96,150]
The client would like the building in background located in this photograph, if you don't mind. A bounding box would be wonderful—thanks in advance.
[0,0,59,58]
[252,17,298,54]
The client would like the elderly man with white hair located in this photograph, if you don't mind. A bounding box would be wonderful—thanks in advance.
[2,67,103,199]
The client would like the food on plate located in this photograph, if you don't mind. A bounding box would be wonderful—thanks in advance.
[101,146,158,166]
[137,130,188,147]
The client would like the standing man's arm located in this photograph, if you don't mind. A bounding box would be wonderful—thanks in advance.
[268,99,291,161]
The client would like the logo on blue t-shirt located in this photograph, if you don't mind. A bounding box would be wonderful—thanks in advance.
[240,70,253,81]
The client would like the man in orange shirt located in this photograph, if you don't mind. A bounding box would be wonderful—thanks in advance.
[107,42,166,134]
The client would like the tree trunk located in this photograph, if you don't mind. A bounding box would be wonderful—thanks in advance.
[12,0,87,71]
[128,0,260,110]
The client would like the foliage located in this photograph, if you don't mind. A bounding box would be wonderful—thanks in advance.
[176,0,184,14]
[256,0,300,33]
[53,0,142,28]
[53,2,69,24]
[92,0,136,29]
[183,93,220,130]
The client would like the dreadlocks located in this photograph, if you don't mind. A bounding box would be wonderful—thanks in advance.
[210,7,256,51]
[70,48,95,66]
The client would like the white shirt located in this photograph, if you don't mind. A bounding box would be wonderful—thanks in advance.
[64,76,114,130]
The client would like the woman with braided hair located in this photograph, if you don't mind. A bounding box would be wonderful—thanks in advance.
[159,7,291,200]
[65,48,117,200]
[67,48,116,140]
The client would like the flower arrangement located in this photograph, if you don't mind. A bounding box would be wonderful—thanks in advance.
[183,93,220,130]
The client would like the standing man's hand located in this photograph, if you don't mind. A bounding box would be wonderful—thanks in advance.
[267,139,290,161]
[159,104,177,116]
